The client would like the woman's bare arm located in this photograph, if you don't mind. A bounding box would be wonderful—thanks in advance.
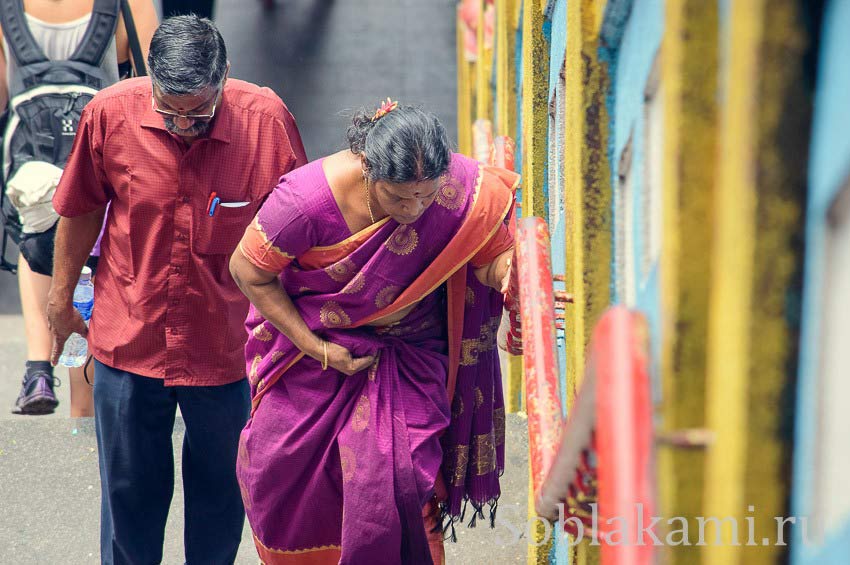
[474,248,513,292]
[115,0,159,69]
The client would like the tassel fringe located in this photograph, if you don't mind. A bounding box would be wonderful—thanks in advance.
[438,494,501,542]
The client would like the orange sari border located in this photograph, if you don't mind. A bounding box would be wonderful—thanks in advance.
[239,217,296,273]
[299,217,391,270]
[253,534,341,565]
[251,352,305,414]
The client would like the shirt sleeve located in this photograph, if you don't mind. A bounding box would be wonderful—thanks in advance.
[281,107,308,169]
[52,105,112,217]
[237,178,317,274]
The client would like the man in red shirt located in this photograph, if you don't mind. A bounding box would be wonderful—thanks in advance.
[46,15,306,564]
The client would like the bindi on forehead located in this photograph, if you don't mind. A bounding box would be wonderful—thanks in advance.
[379,179,440,200]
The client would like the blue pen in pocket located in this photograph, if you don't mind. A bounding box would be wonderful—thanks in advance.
[208,196,220,217]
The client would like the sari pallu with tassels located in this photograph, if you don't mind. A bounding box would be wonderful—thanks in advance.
[235,153,519,564]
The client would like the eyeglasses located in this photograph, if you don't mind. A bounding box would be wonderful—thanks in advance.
[151,86,221,121]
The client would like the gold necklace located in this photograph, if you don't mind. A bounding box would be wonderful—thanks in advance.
[364,175,376,224]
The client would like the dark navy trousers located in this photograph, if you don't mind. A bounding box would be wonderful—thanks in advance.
[93,360,250,565]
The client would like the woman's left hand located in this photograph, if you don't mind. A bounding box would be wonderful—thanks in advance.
[324,341,376,376]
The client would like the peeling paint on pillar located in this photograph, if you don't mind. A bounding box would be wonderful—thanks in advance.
[521,0,551,219]
[703,0,810,563]
[562,2,612,563]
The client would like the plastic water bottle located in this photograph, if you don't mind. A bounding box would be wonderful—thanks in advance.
[59,266,94,368]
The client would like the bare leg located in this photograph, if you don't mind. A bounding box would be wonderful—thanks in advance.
[18,253,52,361]
[69,363,94,417]
[13,254,60,414]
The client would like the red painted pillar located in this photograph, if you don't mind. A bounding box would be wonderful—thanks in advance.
[593,308,655,564]
[516,217,564,495]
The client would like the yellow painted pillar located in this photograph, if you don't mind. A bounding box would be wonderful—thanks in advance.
[457,5,474,155]
[703,0,810,563]
[520,0,549,218]
[657,1,719,563]
[561,1,611,564]
[495,0,517,139]
[476,1,494,122]
[563,0,612,398]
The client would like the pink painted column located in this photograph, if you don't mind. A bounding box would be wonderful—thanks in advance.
[515,217,564,495]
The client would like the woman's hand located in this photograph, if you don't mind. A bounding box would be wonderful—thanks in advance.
[323,341,376,376]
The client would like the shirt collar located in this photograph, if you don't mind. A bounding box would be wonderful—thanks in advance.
[140,84,232,144]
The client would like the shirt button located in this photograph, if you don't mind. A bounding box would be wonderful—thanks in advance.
[175,232,186,241]
[172,265,181,274]
[182,196,190,203]
[171,298,179,306]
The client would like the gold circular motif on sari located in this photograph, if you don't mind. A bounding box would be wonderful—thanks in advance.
[385,225,419,256]
[474,387,484,409]
[374,285,402,309]
[351,395,370,433]
[270,351,284,363]
[248,354,263,385]
[339,445,357,483]
[320,301,351,328]
[325,258,357,282]
[252,323,273,342]
[342,271,366,294]
[436,175,466,210]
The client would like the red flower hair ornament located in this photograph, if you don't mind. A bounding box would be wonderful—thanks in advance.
[372,98,399,122]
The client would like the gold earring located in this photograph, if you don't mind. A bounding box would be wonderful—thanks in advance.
[364,174,376,224]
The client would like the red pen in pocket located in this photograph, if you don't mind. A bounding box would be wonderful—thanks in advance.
[206,192,218,216]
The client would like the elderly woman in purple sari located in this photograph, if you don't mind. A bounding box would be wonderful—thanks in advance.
[229,100,520,564]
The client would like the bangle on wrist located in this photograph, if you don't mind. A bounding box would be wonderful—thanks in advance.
[321,340,328,371]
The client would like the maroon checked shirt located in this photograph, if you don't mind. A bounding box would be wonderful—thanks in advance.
[53,77,307,386]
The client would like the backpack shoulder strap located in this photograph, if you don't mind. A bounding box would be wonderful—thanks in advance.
[0,0,48,67]
[68,0,121,67]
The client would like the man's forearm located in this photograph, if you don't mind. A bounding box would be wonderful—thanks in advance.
[50,209,106,303]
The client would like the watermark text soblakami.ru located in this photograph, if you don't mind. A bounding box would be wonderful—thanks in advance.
[492,504,814,547]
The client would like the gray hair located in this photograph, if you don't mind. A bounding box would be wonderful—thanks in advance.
[147,15,228,96]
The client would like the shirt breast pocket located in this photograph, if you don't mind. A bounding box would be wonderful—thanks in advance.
[192,202,257,256]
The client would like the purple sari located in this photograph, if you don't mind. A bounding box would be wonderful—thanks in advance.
[236,154,516,564]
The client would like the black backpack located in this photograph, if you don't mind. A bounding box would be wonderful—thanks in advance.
[0,0,121,273]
